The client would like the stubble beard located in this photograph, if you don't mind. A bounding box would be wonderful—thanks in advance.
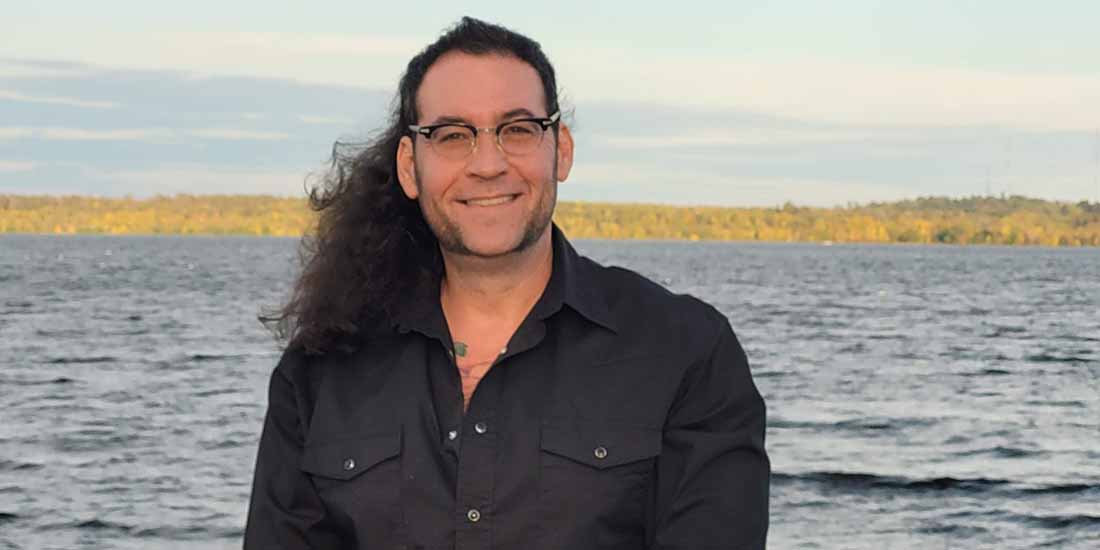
[416,163,558,259]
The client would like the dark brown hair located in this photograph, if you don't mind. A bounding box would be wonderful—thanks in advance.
[261,16,561,355]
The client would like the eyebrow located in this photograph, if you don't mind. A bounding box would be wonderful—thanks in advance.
[427,108,541,126]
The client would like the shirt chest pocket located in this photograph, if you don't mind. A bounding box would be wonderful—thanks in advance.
[537,424,661,548]
[299,431,404,539]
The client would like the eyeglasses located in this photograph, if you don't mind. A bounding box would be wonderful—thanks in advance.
[408,111,560,160]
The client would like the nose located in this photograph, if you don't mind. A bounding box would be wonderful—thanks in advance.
[464,130,509,179]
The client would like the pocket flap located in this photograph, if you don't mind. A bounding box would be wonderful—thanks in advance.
[300,431,401,480]
[540,424,661,469]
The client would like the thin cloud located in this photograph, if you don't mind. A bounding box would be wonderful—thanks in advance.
[3,28,417,89]
[83,164,312,196]
[0,126,172,141]
[591,128,897,149]
[0,128,33,140]
[562,164,916,208]
[0,59,94,79]
[186,128,291,141]
[4,58,1097,205]
[0,126,293,142]
[0,160,39,173]
[555,50,1100,131]
[222,31,421,56]
[5,26,1100,131]
[0,89,118,109]
[297,115,347,125]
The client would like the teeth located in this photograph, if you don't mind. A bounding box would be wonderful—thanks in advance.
[465,195,514,207]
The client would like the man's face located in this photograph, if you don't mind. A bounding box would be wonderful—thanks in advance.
[396,52,574,259]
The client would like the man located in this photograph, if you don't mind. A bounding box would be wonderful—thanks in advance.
[246,17,769,550]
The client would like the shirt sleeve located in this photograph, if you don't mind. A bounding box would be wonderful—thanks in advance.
[651,312,770,550]
[244,353,343,549]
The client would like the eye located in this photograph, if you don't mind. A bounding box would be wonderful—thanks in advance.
[503,122,538,135]
[432,126,472,143]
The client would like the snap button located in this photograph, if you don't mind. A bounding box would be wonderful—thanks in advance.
[467,508,481,522]
[447,430,458,441]
[343,458,356,470]
[594,446,608,459]
[474,422,487,434]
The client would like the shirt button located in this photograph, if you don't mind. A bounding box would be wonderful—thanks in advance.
[499,346,507,355]
[594,446,608,460]
[467,508,481,522]
[447,430,458,441]
[474,422,488,434]
[343,458,356,470]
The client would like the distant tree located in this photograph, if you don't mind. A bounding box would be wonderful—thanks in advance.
[2,194,1098,246]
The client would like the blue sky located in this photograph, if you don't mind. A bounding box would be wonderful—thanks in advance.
[2,1,1099,206]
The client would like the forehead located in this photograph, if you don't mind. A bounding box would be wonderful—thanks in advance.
[416,52,546,122]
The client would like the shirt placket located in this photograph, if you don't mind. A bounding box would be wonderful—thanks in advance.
[453,352,502,550]
[450,315,550,550]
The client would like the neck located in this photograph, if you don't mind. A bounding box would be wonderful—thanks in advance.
[439,227,554,329]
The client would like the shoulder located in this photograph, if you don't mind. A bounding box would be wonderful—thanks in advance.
[584,256,732,355]
[266,338,388,433]
[268,340,356,400]
[267,343,321,402]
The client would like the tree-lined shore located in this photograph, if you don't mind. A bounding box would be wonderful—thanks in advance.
[2,194,1098,246]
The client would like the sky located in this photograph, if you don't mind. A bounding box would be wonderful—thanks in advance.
[2,1,1099,207]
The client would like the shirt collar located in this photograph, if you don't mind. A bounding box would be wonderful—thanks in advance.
[535,223,617,332]
[392,223,618,337]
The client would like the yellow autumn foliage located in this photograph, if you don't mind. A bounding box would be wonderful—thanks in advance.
[1,194,1098,246]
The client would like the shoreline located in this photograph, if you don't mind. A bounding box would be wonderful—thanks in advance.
[3,231,1097,248]
[2,194,1099,246]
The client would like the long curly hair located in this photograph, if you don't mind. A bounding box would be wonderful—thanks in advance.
[261,16,562,355]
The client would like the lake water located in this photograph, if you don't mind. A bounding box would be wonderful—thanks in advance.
[1,234,1098,549]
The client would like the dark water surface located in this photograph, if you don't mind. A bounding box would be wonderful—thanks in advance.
[1,234,1097,549]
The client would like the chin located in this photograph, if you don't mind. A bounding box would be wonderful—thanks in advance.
[459,232,526,258]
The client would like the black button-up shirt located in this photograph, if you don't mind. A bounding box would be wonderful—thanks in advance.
[244,226,769,550]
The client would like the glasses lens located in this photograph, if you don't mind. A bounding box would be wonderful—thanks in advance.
[429,125,475,158]
[499,121,543,155]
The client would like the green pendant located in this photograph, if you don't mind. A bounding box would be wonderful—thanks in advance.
[454,341,468,357]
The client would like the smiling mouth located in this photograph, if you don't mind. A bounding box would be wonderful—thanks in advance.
[460,194,519,207]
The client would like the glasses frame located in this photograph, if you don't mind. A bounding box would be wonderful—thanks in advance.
[408,110,561,159]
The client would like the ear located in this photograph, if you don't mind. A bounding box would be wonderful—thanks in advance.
[554,123,574,182]
[396,135,420,200]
